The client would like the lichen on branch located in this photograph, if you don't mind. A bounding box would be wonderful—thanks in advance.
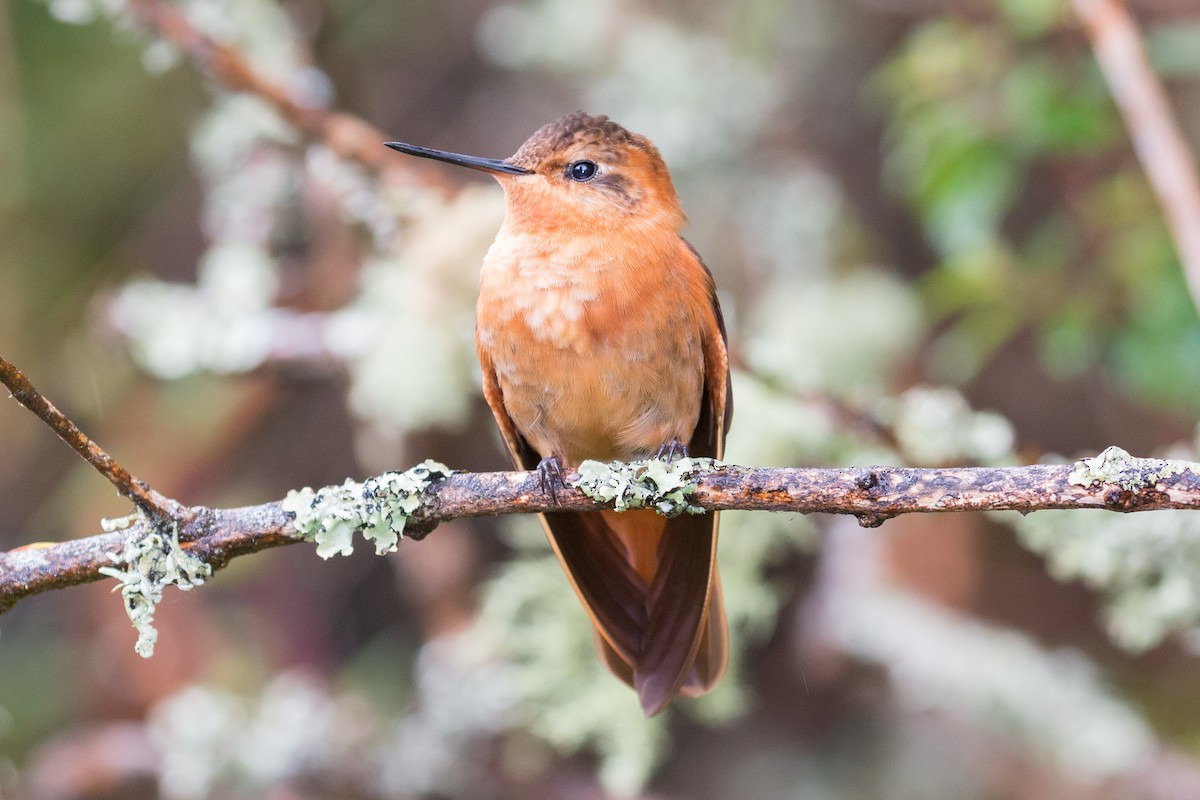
[573,457,716,516]
[1068,445,1194,492]
[97,511,212,657]
[283,460,455,558]
[8,451,1200,629]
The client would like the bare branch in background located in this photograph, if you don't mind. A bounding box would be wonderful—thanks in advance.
[125,0,453,192]
[1074,0,1200,311]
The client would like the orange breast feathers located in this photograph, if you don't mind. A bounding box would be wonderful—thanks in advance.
[476,223,717,466]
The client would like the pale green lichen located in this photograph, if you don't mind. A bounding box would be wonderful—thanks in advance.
[98,512,213,658]
[282,460,453,558]
[1015,446,1200,651]
[572,457,717,517]
[1013,508,1200,651]
[831,583,1154,777]
[885,385,1016,466]
[1068,445,1194,491]
[100,512,137,533]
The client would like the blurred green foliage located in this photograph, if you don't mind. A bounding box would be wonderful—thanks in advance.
[878,8,1200,415]
[5,1,201,325]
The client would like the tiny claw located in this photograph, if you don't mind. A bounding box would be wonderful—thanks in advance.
[656,438,689,463]
[537,456,566,503]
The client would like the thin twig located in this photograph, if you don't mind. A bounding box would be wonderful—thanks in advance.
[125,0,452,192]
[2,453,1200,613]
[0,356,182,524]
[1074,0,1200,311]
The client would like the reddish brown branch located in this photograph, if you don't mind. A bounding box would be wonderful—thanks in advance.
[0,502,296,613]
[0,356,181,524]
[3,456,1200,613]
[126,0,452,192]
[1074,0,1200,311]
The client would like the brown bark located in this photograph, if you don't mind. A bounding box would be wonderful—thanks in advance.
[3,455,1198,613]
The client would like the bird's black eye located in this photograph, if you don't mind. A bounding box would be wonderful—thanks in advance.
[568,160,597,182]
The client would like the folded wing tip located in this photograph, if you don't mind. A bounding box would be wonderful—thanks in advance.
[634,671,677,718]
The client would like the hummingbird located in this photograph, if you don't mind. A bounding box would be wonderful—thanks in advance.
[385,112,732,716]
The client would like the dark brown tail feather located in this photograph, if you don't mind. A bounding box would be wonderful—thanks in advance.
[539,511,648,663]
[542,508,726,716]
[680,575,728,696]
[632,511,723,715]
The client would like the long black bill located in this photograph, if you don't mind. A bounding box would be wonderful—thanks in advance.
[384,141,533,175]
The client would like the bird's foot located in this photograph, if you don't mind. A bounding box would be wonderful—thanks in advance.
[537,456,566,503]
[656,438,689,464]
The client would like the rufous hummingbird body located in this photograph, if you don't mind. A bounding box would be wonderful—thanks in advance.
[386,112,732,716]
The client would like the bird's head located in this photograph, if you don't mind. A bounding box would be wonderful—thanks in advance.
[386,112,685,233]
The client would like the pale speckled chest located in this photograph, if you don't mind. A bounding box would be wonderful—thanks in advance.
[476,230,706,464]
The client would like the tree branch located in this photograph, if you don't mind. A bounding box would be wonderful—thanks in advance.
[0,356,183,525]
[125,0,453,192]
[1074,0,1200,312]
[2,449,1199,613]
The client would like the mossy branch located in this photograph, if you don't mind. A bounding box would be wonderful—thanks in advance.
[5,447,1200,614]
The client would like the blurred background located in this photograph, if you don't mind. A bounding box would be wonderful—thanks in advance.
[5,0,1200,797]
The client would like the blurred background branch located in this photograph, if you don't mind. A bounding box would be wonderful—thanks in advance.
[126,0,443,187]
[1073,0,1200,313]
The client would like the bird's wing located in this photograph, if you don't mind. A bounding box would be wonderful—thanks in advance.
[633,247,731,710]
[686,240,733,460]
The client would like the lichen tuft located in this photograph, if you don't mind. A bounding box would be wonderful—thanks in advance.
[1068,446,1193,492]
[98,511,212,658]
[282,460,454,558]
[572,457,717,517]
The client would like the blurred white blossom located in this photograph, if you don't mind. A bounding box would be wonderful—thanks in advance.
[378,635,517,796]
[44,0,127,25]
[725,370,891,468]
[150,674,368,800]
[816,517,1156,780]
[140,39,180,74]
[477,0,623,71]
[832,584,1156,778]
[586,20,777,165]
[469,550,668,795]
[149,652,516,800]
[345,186,504,436]
[884,385,1016,465]
[182,0,312,87]
[307,145,400,249]
[1014,508,1200,651]
[745,271,925,399]
[477,0,776,165]
[109,274,276,379]
[736,164,845,281]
